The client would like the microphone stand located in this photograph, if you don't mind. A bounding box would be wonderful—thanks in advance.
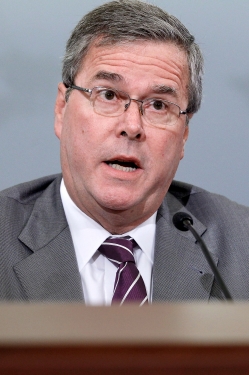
[173,212,233,301]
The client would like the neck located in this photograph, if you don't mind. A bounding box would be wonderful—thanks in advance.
[81,204,157,234]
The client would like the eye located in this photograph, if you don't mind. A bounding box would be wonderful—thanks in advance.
[96,88,119,103]
[152,100,167,111]
[103,89,116,101]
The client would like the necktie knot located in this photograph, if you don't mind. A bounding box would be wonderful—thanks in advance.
[98,236,148,305]
[99,236,135,266]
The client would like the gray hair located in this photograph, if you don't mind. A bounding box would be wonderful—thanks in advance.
[62,0,204,114]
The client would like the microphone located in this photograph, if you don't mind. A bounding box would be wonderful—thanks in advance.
[173,212,233,301]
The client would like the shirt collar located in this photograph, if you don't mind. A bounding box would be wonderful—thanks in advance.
[125,215,156,264]
[60,179,156,269]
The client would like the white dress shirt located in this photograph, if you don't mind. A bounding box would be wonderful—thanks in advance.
[60,179,156,305]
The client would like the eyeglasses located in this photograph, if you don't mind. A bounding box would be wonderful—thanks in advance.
[66,84,188,128]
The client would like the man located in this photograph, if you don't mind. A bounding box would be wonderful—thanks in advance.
[1,0,249,303]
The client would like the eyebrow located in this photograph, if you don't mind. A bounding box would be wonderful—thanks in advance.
[92,70,124,82]
[91,71,178,98]
[151,85,177,98]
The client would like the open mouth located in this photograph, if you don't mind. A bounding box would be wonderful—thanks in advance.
[106,160,139,172]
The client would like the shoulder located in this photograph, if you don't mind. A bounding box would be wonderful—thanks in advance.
[168,180,249,224]
[0,174,62,300]
[0,174,62,204]
[0,174,62,223]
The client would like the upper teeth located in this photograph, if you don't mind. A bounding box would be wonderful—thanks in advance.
[109,163,136,172]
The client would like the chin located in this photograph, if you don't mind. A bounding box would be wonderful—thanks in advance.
[101,200,135,212]
[97,194,138,212]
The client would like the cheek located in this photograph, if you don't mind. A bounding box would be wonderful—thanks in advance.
[155,129,185,159]
[59,113,85,168]
[62,103,89,144]
[148,129,186,181]
[60,110,105,171]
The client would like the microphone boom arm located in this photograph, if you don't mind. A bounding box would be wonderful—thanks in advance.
[183,218,233,301]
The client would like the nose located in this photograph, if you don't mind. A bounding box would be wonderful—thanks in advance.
[125,99,144,115]
[116,100,145,140]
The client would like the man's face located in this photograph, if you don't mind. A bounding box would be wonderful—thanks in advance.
[55,41,190,232]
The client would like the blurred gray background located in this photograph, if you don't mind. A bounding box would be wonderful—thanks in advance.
[1,1,249,204]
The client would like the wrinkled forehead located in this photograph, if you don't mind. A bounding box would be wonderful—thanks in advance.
[79,38,190,81]
[74,40,190,105]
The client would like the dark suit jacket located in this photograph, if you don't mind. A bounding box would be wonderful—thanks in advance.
[1,174,249,302]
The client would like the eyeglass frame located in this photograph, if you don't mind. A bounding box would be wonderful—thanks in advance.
[64,83,189,127]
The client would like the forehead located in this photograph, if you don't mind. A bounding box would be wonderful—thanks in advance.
[77,41,189,98]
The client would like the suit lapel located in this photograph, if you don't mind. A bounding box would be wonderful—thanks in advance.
[14,176,84,302]
[153,191,218,302]
[13,175,218,302]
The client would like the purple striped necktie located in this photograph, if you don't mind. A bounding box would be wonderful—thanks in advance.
[98,236,148,305]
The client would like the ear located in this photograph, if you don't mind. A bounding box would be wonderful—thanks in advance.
[54,82,67,140]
